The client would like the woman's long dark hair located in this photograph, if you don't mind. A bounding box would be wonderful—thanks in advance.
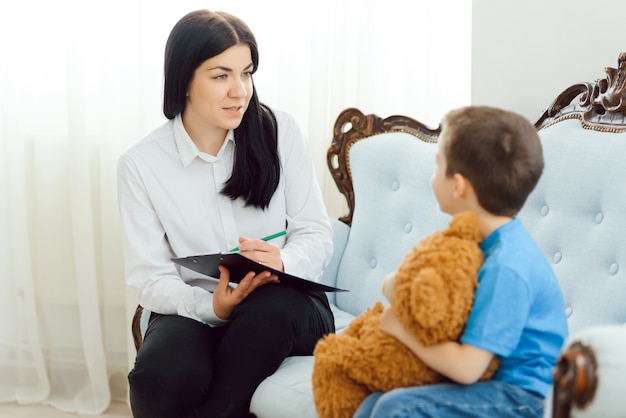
[163,10,280,209]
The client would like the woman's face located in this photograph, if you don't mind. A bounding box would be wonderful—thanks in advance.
[184,44,254,134]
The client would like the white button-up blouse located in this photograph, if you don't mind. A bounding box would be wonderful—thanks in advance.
[117,109,333,326]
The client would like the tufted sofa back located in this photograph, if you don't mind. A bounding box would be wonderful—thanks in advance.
[324,105,626,335]
[332,131,448,316]
[519,119,626,334]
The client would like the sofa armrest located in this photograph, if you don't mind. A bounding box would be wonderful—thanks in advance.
[545,325,626,418]
[320,218,350,305]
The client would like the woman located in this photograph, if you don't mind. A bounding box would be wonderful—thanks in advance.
[117,9,335,417]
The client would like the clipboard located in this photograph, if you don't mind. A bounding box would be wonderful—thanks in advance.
[172,253,347,293]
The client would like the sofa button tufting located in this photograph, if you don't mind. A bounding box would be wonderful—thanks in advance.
[609,263,619,275]
[369,258,377,268]
[553,252,562,263]
[404,223,412,233]
[565,307,573,318]
[595,212,604,223]
[391,181,399,191]
[540,205,549,216]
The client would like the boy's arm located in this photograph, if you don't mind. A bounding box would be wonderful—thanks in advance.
[380,307,494,384]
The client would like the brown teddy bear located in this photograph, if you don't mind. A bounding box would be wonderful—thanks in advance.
[311,211,499,418]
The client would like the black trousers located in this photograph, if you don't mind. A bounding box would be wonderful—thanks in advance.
[128,284,335,418]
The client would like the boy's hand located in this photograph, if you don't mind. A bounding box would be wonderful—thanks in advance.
[379,306,408,340]
[213,265,279,320]
[381,272,396,303]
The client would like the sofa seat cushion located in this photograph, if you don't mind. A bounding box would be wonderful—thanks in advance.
[249,303,356,418]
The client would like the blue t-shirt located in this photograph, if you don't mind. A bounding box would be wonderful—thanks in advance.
[460,218,568,397]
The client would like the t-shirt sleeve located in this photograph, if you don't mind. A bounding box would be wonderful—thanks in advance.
[460,263,531,356]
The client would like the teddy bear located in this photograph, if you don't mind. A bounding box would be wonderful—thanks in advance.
[311,211,499,418]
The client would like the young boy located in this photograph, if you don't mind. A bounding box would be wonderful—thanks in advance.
[354,106,568,418]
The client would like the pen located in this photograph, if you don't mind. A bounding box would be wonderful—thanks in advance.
[229,230,287,252]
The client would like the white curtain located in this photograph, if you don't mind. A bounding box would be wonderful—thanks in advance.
[0,0,471,414]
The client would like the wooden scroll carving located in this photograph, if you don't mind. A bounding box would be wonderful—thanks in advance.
[327,108,440,225]
[536,52,626,132]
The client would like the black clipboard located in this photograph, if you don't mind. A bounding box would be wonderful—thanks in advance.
[172,253,347,293]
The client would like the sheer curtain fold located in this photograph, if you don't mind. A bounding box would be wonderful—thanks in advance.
[1,121,50,405]
[0,0,470,414]
[64,38,110,413]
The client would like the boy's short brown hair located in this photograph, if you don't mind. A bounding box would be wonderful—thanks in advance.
[442,106,544,216]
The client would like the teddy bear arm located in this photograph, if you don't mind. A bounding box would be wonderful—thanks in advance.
[395,266,450,333]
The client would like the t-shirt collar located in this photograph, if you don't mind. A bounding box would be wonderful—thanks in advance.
[480,217,520,252]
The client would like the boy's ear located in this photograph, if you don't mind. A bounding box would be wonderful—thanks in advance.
[452,173,470,199]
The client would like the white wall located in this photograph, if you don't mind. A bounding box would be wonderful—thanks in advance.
[325,0,626,217]
[472,0,626,123]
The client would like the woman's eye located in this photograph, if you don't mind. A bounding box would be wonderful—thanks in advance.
[242,72,253,79]
[214,74,227,80]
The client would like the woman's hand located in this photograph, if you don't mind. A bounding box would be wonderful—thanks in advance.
[213,265,279,320]
[236,236,284,272]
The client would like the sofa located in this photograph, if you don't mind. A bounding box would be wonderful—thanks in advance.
[132,53,626,417]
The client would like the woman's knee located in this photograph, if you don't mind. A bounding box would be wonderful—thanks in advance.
[128,315,219,416]
[130,346,208,395]
[129,348,211,417]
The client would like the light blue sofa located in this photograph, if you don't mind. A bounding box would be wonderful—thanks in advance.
[249,109,449,417]
[250,55,626,418]
[133,54,626,417]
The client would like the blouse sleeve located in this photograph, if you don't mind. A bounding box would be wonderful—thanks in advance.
[116,153,227,326]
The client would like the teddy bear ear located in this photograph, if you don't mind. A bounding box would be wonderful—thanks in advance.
[446,211,482,242]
